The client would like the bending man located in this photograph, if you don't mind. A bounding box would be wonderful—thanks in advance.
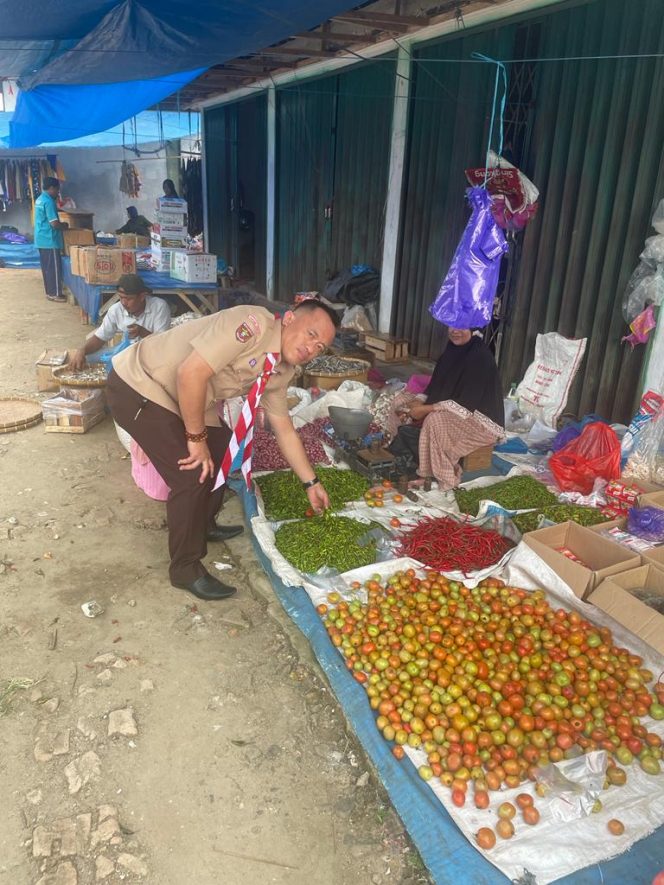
[106,301,338,601]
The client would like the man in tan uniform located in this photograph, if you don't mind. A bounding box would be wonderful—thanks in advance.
[106,301,338,601]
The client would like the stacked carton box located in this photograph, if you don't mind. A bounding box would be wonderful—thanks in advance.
[152,196,188,271]
[170,251,217,284]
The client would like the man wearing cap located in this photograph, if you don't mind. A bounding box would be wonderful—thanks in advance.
[106,300,339,602]
[70,274,171,370]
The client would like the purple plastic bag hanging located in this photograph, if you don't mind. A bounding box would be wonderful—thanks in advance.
[430,187,509,329]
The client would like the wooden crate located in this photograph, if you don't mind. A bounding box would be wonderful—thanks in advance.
[58,209,94,230]
[361,331,409,362]
[461,445,494,472]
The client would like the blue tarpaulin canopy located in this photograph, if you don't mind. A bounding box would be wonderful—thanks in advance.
[1,0,357,147]
[0,110,199,148]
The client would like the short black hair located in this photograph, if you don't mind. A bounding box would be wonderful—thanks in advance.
[292,298,340,328]
[43,177,60,191]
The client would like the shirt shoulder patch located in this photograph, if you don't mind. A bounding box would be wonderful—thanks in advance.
[235,322,253,343]
[246,313,262,336]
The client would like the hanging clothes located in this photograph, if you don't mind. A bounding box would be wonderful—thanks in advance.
[180,156,202,236]
[0,156,64,214]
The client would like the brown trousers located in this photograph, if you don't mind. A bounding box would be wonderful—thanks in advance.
[106,371,232,584]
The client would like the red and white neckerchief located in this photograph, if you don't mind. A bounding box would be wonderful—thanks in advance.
[213,352,280,491]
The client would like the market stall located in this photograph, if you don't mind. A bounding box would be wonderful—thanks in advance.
[61,256,219,323]
[231,351,664,885]
[238,478,664,885]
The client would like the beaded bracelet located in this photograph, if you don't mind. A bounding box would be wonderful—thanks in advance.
[185,428,208,443]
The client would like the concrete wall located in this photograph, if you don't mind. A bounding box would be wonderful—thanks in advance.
[0,143,172,236]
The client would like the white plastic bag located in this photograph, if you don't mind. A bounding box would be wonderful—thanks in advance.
[652,197,664,234]
[341,304,373,331]
[515,333,587,428]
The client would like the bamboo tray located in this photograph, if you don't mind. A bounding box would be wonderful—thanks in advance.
[0,397,43,434]
[53,365,108,388]
[302,357,371,391]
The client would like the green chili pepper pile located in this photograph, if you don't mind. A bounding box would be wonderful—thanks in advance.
[511,505,611,535]
[275,515,377,573]
[455,476,558,516]
[256,467,369,520]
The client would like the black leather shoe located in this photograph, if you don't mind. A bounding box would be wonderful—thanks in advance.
[207,524,244,542]
[171,574,237,601]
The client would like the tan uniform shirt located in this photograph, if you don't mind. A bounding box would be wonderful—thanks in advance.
[112,306,294,426]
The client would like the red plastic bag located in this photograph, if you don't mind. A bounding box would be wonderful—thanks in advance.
[549,422,621,494]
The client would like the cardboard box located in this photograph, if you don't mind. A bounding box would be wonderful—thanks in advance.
[523,521,641,599]
[642,544,664,570]
[63,228,95,256]
[83,247,136,285]
[119,234,150,249]
[69,245,84,276]
[640,490,664,510]
[151,232,187,250]
[42,388,106,434]
[35,349,68,392]
[170,252,217,284]
[151,247,186,273]
[156,196,187,212]
[588,564,664,654]
[156,209,187,227]
[588,522,656,555]
[152,222,188,239]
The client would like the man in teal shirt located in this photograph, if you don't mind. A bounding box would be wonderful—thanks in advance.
[34,177,68,303]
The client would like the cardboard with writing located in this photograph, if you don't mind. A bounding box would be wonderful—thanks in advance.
[523,521,640,599]
[83,247,136,285]
[588,564,664,655]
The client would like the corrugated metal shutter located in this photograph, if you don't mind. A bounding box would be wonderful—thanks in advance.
[276,78,336,298]
[499,0,664,422]
[393,25,518,360]
[394,0,664,422]
[275,60,395,299]
[204,104,233,262]
[328,59,396,274]
[204,96,267,288]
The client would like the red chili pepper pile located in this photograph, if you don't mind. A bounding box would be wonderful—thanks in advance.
[396,517,514,573]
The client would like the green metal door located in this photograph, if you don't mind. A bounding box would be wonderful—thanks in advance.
[275,60,395,300]
[394,0,664,422]
[204,94,267,288]
[275,78,336,299]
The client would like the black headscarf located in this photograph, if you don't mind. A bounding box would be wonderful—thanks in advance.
[424,336,504,427]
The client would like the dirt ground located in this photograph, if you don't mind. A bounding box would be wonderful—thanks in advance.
[0,270,431,885]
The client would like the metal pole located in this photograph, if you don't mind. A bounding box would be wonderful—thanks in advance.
[379,45,411,333]
[266,84,277,300]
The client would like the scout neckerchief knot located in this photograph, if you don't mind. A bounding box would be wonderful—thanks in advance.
[213,352,280,491]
